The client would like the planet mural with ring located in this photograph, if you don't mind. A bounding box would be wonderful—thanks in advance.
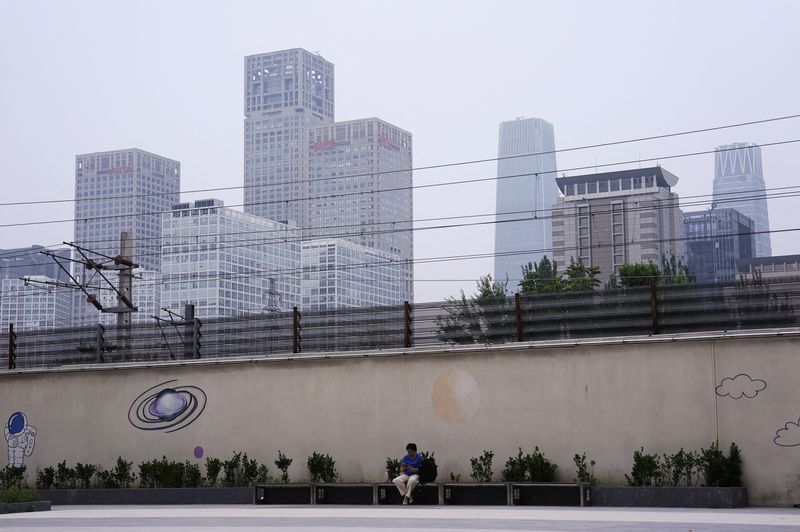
[128,380,207,433]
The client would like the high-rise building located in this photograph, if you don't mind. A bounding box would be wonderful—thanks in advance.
[161,199,301,318]
[307,118,413,302]
[301,239,403,310]
[243,49,334,224]
[494,117,558,288]
[552,167,684,285]
[1,276,72,331]
[73,148,180,326]
[713,143,771,257]
[683,208,755,283]
[0,246,71,285]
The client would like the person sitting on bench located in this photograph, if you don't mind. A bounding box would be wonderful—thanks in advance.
[393,442,423,505]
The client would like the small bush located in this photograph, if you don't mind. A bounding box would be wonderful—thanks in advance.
[501,448,528,482]
[98,457,135,489]
[501,447,557,482]
[54,461,77,489]
[726,443,743,487]
[470,450,494,482]
[205,457,223,487]
[385,458,401,480]
[0,466,27,490]
[256,464,269,484]
[700,442,731,487]
[184,461,202,488]
[274,451,292,484]
[573,453,596,485]
[626,443,743,487]
[307,452,338,483]
[75,463,97,489]
[0,486,38,504]
[222,451,242,487]
[36,467,55,490]
[626,448,661,486]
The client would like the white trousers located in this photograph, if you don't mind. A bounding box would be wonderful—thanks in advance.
[393,473,419,497]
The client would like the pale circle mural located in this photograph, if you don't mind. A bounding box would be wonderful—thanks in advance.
[431,369,480,424]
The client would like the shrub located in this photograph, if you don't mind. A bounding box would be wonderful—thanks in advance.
[501,447,557,482]
[75,463,97,489]
[274,451,292,484]
[98,457,135,489]
[0,486,38,504]
[626,448,661,486]
[0,466,27,490]
[205,457,223,487]
[307,452,338,483]
[36,467,55,490]
[184,461,202,488]
[54,461,77,489]
[470,450,494,482]
[726,443,743,487]
[256,464,269,484]
[700,442,743,487]
[573,453,596,485]
[385,458,401,480]
[222,451,242,487]
[661,449,699,487]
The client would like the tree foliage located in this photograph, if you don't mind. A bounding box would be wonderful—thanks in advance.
[618,262,662,287]
[435,275,514,345]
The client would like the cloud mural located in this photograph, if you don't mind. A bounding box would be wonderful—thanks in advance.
[774,419,800,447]
[715,374,766,399]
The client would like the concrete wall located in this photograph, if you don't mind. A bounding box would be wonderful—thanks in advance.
[1,330,799,506]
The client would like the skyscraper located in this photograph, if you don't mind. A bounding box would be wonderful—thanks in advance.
[73,148,180,326]
[494,117,558,288]
[683,208,755,283]
[307,118,413,302]
[552,167,684,285]
[713,143,771,257]
[1,276,72,331]
[243,49,334,224]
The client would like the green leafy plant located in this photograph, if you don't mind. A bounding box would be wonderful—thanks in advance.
[205,457,223,487]
[184,461,202,488]
[274,451,293,484]
[307,452,338,483]
[36,467,55,490]
[626,448,661,486]
[256,464,270,484]
[0,465,27,490]
[501,448,528,482]
[240,453,260,486]
[75,463,97,489]
[54,461,77,489]
[385,458,401,480]
[98,457,135,489]
[0,486,38,503]
[661,448,699,487]
[501,447,557,482]
[700,442,742,487]
[726,443,743,487]
[222,451,242,487]
[470,450,494,482]
[573,453,596,485]
[449,472,461,482]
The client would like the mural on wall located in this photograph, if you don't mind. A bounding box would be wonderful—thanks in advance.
[715,374,767,399]
[4,412,36,467]
[128,380,207,433]
[431,369,480,425]
[774,419,800,447]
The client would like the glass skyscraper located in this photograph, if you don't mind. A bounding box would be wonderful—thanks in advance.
[683,208,755,283]
[494,117,558,288]
[713,143,771,257]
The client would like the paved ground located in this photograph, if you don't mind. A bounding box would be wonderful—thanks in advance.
[1,505,799,531]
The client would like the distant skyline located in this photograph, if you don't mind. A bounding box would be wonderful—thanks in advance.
[0,0,798,302]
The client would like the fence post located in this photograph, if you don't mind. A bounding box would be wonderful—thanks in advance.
[650,281,660,335]
[292,306,301,354]
[515,293,523,342]
[8,323,16,370]
[184,304,195,359]
[403,301,412,349]
[95,323,105,363]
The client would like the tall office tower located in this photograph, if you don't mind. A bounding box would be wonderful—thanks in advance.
[307,118,413,302]
[301,239,403,310]
[1,276,72,331]
[0,246,71,285]
[243,49,334,224]
[713,143,771,257]
[552,167,684,285]
[161,199,301,318]
[494,117,558,289]
[73,148,180,326]
[683,208,755,283]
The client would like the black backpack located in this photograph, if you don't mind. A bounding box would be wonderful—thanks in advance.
[418,457,438,483]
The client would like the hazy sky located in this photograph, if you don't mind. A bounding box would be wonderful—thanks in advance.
[1,0,798,302]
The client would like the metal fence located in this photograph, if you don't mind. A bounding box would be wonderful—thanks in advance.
[4,278,800,370]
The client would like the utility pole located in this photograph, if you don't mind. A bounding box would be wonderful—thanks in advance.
[117,232,134,328]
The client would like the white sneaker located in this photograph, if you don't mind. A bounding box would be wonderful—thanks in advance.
[402,496,409,505]
[408,494,414,504]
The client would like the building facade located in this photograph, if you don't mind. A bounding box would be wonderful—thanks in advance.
[0,276,72,331]
[713,143,771,257]
[0,246,71,285]
[552,167,684,285]
[243,48,334,225]
[736,254,800,281]
[494,117,558,287]
[301,239,403,310]
[683,208,755,283]
[161,199,301,318]
[307,118,413,302]
[73,148,180,326]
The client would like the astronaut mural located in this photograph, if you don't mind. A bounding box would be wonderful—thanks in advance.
[5,412,36,467]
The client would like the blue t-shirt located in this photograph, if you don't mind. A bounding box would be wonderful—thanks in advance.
[401,454,424,476]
